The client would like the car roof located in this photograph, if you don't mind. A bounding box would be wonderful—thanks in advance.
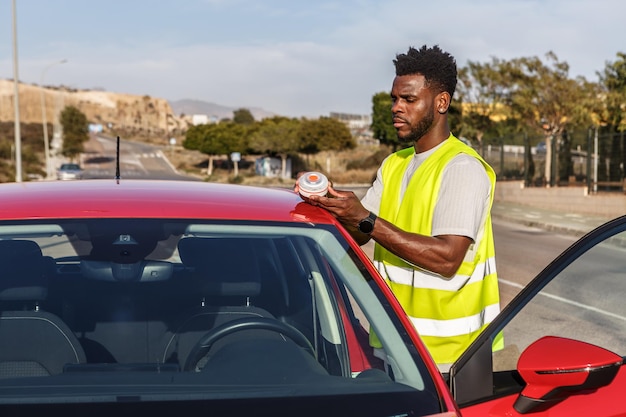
[0,179,337,223]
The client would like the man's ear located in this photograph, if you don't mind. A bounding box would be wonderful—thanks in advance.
[437,92,451,114]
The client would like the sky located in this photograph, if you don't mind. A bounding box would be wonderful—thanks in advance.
[1,0,625,119]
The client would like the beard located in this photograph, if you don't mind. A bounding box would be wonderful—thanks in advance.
[397,107,435,145]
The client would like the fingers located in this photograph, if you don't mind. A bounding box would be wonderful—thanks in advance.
[326,185,340,197]
[293,171,305,193]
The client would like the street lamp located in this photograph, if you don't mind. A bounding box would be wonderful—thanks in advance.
[40,59,67,179]
[12,0,22,183]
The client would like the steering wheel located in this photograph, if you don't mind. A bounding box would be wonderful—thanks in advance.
[184,316,316,371]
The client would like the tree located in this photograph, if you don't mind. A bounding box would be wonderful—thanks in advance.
[182,124,205,152]
[598,52,626,131]
[456,58,513,148]
[298,117,355,161]
[60,106,89,161]
[233,108,255,125]
[183,122,249,177]
[500,52,595,186]
[597,52,626,183]
[370,92,398,150]
[248,116,301,179]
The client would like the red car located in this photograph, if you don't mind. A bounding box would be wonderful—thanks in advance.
[0,179,624,417]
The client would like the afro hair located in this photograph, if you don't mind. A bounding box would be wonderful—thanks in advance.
[393,45,457,97]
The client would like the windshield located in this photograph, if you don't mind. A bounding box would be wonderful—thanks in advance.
[0,218,440,414]
[59,164,81,170]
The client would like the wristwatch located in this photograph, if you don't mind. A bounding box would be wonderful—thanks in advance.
[357,212,377,234]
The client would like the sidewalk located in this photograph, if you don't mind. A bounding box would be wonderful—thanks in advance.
[492,200,619,238]
[493,181,626,238]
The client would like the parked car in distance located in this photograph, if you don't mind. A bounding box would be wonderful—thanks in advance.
[535,141,546,154]
[56,163,83,180]
[1,178,626,417]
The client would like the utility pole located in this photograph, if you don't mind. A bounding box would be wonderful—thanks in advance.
[12,0,22,182]
[593,126,599,194]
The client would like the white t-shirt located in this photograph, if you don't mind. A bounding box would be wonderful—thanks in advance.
[360,142,491,242]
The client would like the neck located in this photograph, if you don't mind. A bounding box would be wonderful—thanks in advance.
[414,129,451,154]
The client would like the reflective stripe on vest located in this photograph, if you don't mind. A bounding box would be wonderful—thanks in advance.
[373,135,501,365]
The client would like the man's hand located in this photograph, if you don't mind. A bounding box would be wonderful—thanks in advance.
[294,180,372,245]
[303,184,370,229]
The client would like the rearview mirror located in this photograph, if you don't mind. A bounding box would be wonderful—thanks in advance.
[514,336,622,414]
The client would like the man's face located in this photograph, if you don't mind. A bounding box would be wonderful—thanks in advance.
[390,74,436,145]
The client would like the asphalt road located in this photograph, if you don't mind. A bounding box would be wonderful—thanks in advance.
[81,135,198,181]
[492,218,576,306]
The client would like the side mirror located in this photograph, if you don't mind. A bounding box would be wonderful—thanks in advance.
[514,336,622,414]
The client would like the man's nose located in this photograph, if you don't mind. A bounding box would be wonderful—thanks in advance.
[391,100,402,113]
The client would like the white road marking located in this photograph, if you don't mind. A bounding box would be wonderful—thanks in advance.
[499,278,626,322]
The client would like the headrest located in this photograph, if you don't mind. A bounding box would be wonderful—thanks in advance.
[0,240,48,302]
[177,238,261,297]
[80,260,173,282]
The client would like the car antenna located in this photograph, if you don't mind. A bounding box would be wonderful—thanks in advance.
[115,136,121,183]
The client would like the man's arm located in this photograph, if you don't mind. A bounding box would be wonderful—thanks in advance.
[366,215,472,278]
[305,186,471,278]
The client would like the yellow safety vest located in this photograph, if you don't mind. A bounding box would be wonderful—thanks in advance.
[372,135,502,365]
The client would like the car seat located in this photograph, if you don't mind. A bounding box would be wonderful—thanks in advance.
[0,240,86,377]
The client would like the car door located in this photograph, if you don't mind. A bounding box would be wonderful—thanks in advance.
[450,215,626,416]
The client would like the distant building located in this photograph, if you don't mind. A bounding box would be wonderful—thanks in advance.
[330,112,370,129]
[329,112,378,146]
[191,114,209,125]
[190,114,222,125]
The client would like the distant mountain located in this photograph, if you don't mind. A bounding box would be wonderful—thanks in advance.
[169,99,276,121]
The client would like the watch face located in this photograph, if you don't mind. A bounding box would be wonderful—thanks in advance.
[358,219,374,234]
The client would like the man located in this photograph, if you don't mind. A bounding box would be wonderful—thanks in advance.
[297,45,501,371]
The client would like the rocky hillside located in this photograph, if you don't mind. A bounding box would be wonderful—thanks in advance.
[0,79,188,143]
[169,99,275,121]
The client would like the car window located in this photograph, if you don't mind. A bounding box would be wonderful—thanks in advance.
[494,233,626,372]
[0,219,441,415]
[60,164,81,170]
[451,217,626,408]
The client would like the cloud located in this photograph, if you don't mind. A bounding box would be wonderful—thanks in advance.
[4,0,625,118]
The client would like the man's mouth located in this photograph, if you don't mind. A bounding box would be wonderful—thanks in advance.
[393,118,407,128]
